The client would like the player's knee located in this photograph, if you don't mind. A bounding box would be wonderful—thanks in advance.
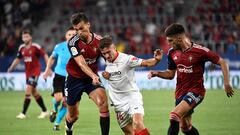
[100,111,110,118]
[25,94,31,99]
[62,100,67,107]
[169,112,180,122]
[133,119,144,131]
[68,114,78,122]
[97,98,108,109]
[33,94,41,99]
[181,125,192,133]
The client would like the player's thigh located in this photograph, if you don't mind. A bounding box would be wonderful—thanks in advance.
[116,111,132,131]
[89,87,108,107]
[132,113,144,129]
[67,102,79,117]
[172,100,193,117]
[121,123,133,135]
[180,115,192,129]
[26,84,35,95]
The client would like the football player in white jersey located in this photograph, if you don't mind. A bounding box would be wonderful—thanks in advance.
[99,36,163,135]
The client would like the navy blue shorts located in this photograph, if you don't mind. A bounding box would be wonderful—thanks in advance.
[175,92,204,115]
[26,76,39,87]
[65,75,105,106]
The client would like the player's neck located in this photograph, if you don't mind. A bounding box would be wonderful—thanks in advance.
[25,41,32,47]
[181,39,192,52]
[86,32,93,44]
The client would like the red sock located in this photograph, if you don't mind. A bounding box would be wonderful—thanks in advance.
[135,128,150,135]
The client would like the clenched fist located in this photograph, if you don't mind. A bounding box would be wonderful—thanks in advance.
[102,71,110,80]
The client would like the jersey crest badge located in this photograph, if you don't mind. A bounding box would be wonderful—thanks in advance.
[189,56,192,62]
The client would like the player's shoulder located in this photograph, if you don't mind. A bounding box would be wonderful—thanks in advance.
[68,35,80,47]
[119,52,135,62]
[18,44,25,51]
[167,47,175,55]
[192,43,210,52]
[55,41,67,48]
[93,33,102,41]
[32,42,42,49]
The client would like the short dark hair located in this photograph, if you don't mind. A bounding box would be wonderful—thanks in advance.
[165,23,185,37]
[22,29,32,35]
[66,26,75,32]
[71,12,89,25]
[99,35,113,50]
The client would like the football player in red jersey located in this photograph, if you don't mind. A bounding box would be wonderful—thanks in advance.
[148,23,234,135]
[64,13,109,135]
[7,29,49,119]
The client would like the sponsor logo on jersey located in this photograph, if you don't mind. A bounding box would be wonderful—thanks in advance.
[110,71,121,77]
[177,64,193,73]
[189,56,193,62]
[24,56,32,62]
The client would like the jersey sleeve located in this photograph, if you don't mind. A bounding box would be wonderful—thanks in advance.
[202,47,220,64]
[68,35,81,58]
[51,44,59,58]
[127,55,142,68]
[16,49,23,59]
[167,49,177,70]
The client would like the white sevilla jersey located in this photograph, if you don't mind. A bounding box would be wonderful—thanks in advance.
[105,52,142,110]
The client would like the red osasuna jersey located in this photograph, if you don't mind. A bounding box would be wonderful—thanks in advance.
[167,43,220,99]
[66,33,102,78]
[17,43,46,78]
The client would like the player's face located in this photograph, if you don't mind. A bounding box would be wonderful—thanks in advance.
[22,33,32,45]
[166,36,182,50]
[65,30,76,41]
[73,21,90,43]
[100,44,116,62]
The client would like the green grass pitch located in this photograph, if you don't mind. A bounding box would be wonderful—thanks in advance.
[0,90,239,135]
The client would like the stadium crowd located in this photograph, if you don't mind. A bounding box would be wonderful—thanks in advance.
[0,0,49,56]
[0,0,239,60]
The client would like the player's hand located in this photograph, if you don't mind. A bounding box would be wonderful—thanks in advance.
[102,71,110,80]
[43,69,53,81]
[7,68,12,73]
[224,84,234,97]
[147,70,158,79]
[154,49,163,62]
[92,75,101,85]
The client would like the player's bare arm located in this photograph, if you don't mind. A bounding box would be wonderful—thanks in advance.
[43,55,55,80]
[218,58,234,97]
[43,53,49,64]
[7,58,20,72]
[140,49,163,67]
[148,69,176,80]
[74,55,100,85]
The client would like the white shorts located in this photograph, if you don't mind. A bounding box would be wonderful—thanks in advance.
[112,91,144,128]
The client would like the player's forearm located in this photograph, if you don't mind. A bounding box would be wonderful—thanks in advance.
[141,58,161,67]
[44,54,49,65]
[78,62,97,79]
[8,59,20,71]
[219,59,230,85]
[45,55,55,71]
[155,70,175,80]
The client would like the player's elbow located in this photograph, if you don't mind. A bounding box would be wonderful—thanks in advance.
[168,76,175,80]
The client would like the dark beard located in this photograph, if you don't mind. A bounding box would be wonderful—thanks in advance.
[80,35,87,43]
